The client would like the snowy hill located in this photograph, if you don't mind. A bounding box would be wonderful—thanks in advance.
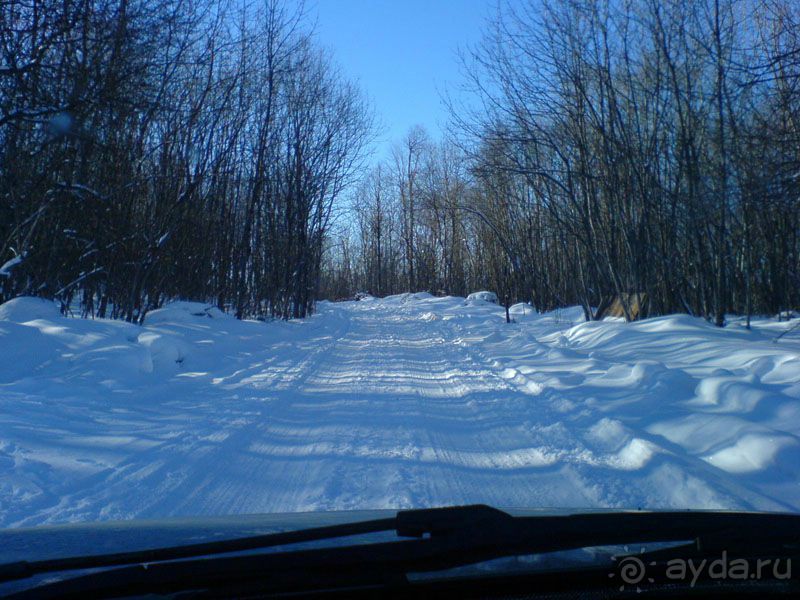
[1,294,799,528]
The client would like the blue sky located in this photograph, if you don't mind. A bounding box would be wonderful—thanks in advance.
[305,0,490,162]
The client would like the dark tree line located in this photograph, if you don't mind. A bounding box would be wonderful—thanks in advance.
[0,0,371,321]
[322,0,800,325]
[2,0,798,325]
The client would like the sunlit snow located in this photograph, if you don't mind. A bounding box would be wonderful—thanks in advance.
[1,294,800,527]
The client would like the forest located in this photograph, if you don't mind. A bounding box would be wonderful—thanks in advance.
[2,0,799,324]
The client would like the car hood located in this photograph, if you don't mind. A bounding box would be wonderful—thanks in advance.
[2,507,789,597]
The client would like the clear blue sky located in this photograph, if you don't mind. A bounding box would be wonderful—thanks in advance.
[305,0,490,162]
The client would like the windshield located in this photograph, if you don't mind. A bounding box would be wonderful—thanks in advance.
[1,0,799,537]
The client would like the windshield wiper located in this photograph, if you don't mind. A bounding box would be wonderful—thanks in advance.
[3,505,800,599]
[0,504,506,584]
[0,514,397,584]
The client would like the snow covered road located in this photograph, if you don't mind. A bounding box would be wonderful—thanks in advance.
[2,294,800,527]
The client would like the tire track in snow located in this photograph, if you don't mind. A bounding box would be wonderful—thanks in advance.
[268,300,606,510]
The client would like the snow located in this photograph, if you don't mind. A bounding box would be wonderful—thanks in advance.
[1,294,800,528]
[143,301,230,324]
[0,255,24,278]
[467,291,498,304]
[0,297,61,321]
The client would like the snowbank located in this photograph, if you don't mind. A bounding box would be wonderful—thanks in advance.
[144,301,230,325]
[0,296,61,322]
[466,291,498,304]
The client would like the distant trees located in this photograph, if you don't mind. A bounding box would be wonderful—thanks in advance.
[324,0,799,324]
[321,131,475,299]
[0,0,371,321]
